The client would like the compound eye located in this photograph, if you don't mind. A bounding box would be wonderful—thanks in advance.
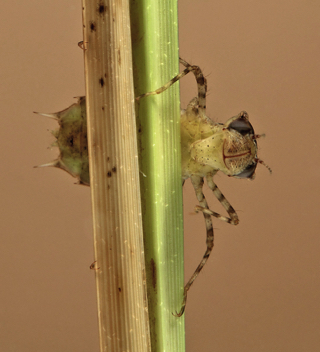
[228,117,254,136]
[235,162,257,179]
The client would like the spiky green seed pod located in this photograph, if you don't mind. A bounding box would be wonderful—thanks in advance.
[35,96,89,185]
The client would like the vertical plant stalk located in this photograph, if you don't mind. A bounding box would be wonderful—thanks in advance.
[81,1,151,351]
[131,0,185,351]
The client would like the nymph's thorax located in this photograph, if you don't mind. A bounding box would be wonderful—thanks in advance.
[181,104,219,179]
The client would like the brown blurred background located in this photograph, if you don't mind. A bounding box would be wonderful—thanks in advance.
[1,1,320,351]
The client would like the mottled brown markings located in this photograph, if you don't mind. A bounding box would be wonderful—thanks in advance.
[118,48,121,65]
[197,76,205,85]
[90,21,96,31]
[107,171,112,177]
[112,166,116,173]
[98,2,106,15]
[217,193,224,202]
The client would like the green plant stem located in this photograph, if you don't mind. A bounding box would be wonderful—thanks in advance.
[130,0,185,351]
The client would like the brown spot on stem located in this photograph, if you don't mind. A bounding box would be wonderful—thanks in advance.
[90,21,96,31]
[98,2,106,15]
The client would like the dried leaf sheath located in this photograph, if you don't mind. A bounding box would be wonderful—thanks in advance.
[82,0,150,351]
